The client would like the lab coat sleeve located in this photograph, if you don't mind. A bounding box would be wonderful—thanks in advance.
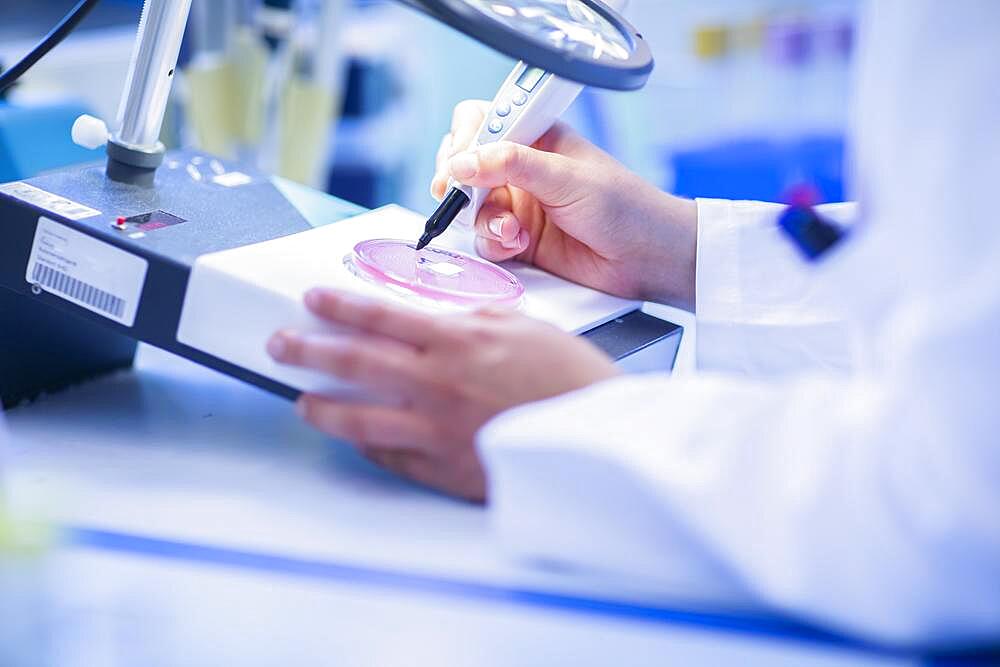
[478,322,1000,645]
[694,198,860,376]
[480,0,1000,647]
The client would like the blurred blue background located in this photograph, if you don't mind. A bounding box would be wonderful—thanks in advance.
[0,0,857,213]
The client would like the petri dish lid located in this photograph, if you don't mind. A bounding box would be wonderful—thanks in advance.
[348,238,525,308]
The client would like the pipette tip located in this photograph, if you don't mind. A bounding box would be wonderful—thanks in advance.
[416,187,471,252]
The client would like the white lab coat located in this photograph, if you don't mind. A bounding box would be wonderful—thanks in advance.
[477,0,1000,646]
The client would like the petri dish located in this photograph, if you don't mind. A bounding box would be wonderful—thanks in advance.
[346,238,525,309]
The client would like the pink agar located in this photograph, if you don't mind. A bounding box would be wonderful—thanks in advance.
[347,238,524,308]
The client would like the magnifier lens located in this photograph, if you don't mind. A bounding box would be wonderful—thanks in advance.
[460,0,634,61]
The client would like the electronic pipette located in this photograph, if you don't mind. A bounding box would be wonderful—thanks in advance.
[416,0,629,251]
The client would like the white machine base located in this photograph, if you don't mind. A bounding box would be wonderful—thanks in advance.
[177,205,677,395]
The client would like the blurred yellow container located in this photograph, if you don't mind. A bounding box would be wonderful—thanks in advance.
[694,24,730,60]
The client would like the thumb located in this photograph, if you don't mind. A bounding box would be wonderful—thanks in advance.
[448,142,584,208]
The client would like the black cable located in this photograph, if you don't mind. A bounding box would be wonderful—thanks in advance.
[0,0,103,95]
[0,62,9,101]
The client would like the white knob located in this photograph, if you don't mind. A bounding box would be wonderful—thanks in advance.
[72,114,109,150]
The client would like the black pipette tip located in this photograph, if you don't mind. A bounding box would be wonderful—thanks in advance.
[415,233,434,252]
[416,187,470,251]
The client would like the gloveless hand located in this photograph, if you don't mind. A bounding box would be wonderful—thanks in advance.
[431,100,699,310]
[268,288,621,502]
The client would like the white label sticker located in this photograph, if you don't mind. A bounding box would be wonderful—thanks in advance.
[426,261,464,277]
[0,181,101,220]
[25,217,148,327]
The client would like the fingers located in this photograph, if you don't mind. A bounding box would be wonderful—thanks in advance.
[448,141,583,208]
[297,396,485,502]
[473,207,529,261]
[302,288,445,349]
[431,132,453,200]
[474,189,519,245]
[533,121,613,164]
[362,448,430,479]
[475,235,523,263]
[297,399,481,500]
[297,395,435,448]
[362,448,421,475]
[471,189,527,261]
[478,215,528,252]
[450,99,490,156]
[268,330,425,395]
[361,447,486,503]
[432,100,490,200]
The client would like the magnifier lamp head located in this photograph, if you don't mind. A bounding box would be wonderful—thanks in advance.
[399,0,653,90]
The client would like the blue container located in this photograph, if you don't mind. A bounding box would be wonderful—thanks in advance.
[0,100,103,182]
[669,134,845,204]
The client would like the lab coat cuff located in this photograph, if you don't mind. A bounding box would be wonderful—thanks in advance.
[694,198,743,326]
[476,375,704,575]
[694,198,787,372]
[695,198,750,371]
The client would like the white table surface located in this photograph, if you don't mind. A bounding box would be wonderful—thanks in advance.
[0,329,917,666]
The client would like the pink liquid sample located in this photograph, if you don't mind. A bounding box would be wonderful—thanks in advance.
[347,238,524,308]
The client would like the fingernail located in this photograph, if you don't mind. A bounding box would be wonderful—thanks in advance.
[304,289,324,310]
[488,215,505,238]
[449,152,479,179]
[516,229,529,250]
[295,397,308,418]
[474,234,494,259]
[267,333,288,359]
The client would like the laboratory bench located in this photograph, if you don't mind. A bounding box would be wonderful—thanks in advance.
[0,176,994,665]
[2,336,993,665]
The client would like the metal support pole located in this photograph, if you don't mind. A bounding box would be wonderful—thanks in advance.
[107,0,194,186]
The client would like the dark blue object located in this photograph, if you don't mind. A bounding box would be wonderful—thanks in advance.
[777,202,846,261]
[341,58,398,119]
[581,310,681,363]
[0,63,11,101]
[326,161,403,210]
[0,288,137,409]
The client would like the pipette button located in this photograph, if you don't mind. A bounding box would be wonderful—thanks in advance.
[488,119,504,133]
[496,102,511,117]
[512,91,528,106]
